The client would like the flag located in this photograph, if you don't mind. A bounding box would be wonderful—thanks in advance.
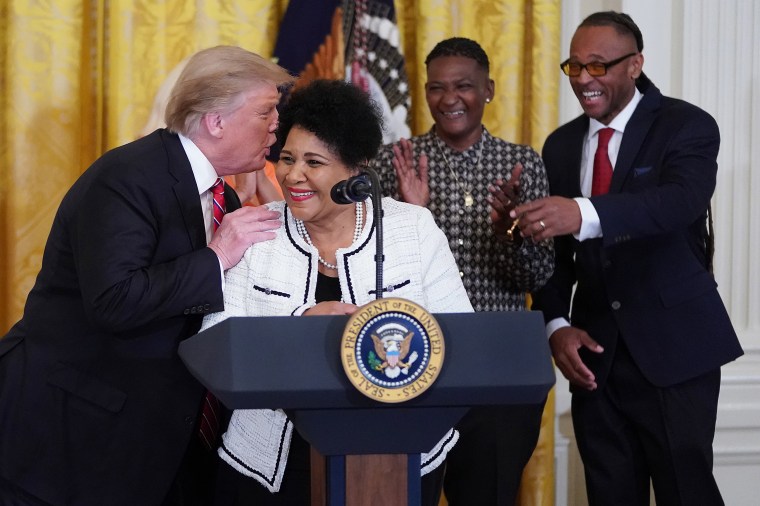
[273,0,411,143]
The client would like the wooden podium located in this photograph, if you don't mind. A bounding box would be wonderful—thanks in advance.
[179,311,554,506]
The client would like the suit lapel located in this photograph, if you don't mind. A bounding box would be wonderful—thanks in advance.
[162,131,207,250]
[610,81,663,194]
[555,116,587,198]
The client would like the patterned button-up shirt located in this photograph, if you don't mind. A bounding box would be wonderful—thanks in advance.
[375,127,554,311]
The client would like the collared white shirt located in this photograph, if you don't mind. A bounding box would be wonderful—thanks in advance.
[573,87,643,241]
[178,133,225,283]
[179,134,220,244]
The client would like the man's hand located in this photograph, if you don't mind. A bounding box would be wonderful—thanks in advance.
[391,138,430,206]
[303,301,358,315]
[549,326,604,391]
[510,196,582,241]
[208,206,281,270]
[488,163,523,236]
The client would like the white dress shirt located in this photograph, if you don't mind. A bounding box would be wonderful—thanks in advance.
[573,88,643,241]
[178,133,225,282]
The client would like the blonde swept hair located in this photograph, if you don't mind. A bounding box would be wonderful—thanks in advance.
[165,46,294,137]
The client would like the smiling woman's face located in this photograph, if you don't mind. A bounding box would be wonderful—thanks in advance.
[276,126,356,225]
[425,55,493,149]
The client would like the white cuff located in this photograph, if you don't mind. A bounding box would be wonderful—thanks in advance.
[573,197,602,241]
[546,317,570,340]
[218,257,225,290]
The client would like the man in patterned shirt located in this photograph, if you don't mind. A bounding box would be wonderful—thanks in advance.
[375,37,554,505]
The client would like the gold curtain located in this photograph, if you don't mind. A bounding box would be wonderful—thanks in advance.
[0,1,560,504]
[0,0,288,330]
[397,0,560,148]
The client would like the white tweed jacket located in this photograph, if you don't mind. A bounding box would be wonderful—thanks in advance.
[200,197,473,492]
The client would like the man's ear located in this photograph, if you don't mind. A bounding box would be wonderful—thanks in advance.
[630,53,644,80]
[202,112,224,138]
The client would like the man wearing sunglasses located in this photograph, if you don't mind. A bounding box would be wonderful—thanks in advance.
[512,11,742,506]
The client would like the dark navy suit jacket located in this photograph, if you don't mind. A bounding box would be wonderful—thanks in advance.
[533,75,742,391]
[0,130,241,505]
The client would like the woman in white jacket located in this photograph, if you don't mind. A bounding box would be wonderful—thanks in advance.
[202,79,473,505]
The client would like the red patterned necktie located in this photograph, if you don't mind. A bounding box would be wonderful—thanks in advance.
[591,128,615,196]
[211,177,226,232]
[198,178,225,450]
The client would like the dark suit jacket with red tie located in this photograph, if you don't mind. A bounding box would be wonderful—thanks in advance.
[0,129,241,505]
[533,74,742,391]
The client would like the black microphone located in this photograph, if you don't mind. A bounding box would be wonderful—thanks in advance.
[331,173,372,204]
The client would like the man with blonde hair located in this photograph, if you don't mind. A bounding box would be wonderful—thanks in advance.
[139,53,283,207]
[0,46,294,506]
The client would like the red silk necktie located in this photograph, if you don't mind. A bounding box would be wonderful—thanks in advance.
[198,178,225,450]
[211,177,226,232]
[591,128,615,196]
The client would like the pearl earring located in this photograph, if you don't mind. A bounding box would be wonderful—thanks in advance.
[486,98,491,103]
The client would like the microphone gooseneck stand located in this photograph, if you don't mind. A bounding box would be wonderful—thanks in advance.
[329,168,384,300]
[364,168,383,300]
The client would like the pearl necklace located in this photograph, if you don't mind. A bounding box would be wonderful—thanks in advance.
[435,132,484,208]
[295,202,364,270]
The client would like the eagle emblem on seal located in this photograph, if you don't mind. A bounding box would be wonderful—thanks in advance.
[370,326,419,379]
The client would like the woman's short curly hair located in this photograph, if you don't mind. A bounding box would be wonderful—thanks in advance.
[277,80,384,169]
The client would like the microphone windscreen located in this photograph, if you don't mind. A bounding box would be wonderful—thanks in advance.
[331,180,354,204]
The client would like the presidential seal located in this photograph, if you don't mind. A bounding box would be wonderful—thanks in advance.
[340,298,445,403]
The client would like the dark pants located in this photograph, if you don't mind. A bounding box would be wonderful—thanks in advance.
[0,434,217,506]
[163,436,219,506]
[443,402,546,506]
[572,338,723,506]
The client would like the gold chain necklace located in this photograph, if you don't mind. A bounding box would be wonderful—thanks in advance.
[435,133,483,208]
